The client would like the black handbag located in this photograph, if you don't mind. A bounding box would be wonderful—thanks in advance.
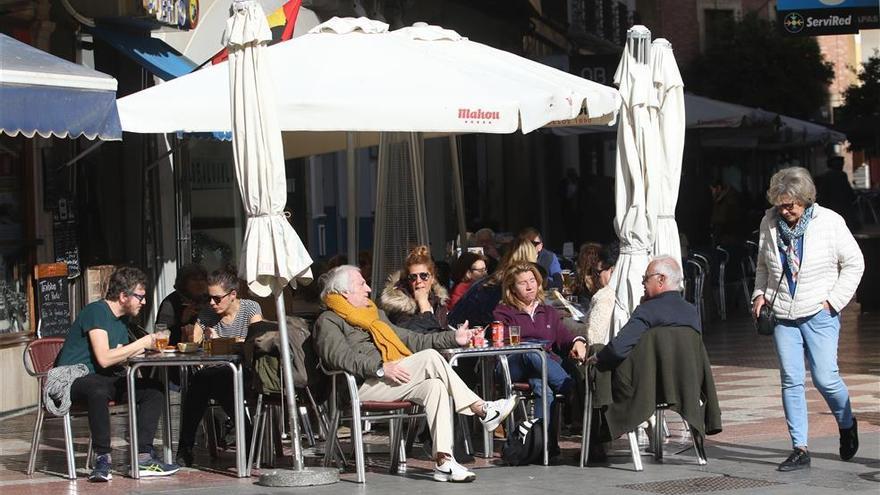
[756,271,785,336]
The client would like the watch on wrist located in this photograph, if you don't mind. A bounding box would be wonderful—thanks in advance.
[376,366,385,378]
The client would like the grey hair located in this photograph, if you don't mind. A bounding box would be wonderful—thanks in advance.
[650,255,683,289]
[766,166,816,206]
[319,265,360,300]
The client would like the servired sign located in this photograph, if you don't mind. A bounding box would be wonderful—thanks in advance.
[777,0,879,36]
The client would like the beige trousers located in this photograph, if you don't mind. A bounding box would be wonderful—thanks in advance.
[358,349,482,456]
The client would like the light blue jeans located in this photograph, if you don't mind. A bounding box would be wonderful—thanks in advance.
[774,309,853,449]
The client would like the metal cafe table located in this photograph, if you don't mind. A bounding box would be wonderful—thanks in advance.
[440,341,549,465]
[126,350,246,478]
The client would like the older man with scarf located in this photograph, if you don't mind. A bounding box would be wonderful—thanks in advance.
[752,167,864,473]
[314,265,517,483]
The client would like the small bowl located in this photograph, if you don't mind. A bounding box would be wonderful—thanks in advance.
[177,342,200,353]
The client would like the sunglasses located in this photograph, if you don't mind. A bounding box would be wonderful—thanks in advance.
[776,202,798,212]
[208,289,234,304]
[127,292,147,303]
[531,240,543,247]
[642,273,664,284]
[407,272,431,282]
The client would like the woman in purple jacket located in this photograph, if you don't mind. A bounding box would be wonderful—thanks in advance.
[493,262,587,456]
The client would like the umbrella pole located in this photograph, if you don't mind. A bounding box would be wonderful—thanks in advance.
[449,136,468,251]
[258,290,339,486]
[347,132,357,263]
[274,292,304,471]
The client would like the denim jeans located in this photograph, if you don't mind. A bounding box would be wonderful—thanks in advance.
[774,309,853,449]
[499,353,573,419]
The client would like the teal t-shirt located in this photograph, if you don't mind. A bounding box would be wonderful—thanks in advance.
[56,300,131,374]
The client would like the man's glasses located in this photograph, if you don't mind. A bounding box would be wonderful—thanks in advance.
[407,272,431,282]
[208,289,233,304]
[642,273,663,284]
[127,292,147,303]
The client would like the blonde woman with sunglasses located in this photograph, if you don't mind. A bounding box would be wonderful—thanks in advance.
[380,245,450,333]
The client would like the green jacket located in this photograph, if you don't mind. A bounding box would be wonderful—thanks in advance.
[314,309,460,383]
[590,326,722,439]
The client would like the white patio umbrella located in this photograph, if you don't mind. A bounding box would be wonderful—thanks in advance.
[224,0,312,299]
[117,17,619,135]
[609,27,661,336]
[649,39,685,264]
[222,1,330,484]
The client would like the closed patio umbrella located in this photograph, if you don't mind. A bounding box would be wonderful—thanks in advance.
[609,27,661,336]
[223,0,331,485]
[649,39,685,264]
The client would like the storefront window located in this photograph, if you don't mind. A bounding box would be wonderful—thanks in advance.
[0,136,30,338]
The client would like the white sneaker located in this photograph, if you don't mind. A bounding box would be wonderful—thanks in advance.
[480,396,517,432]
[433,457,476,482]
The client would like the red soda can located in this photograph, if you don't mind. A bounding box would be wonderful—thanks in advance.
[490,321,504,344]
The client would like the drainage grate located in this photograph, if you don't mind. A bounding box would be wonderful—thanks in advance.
[618,475,782,494]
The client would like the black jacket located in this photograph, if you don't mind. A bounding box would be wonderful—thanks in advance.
[596,291,700,366]
[590,326,722,439]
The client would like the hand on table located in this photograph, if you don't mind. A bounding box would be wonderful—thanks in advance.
[454,321,472,346]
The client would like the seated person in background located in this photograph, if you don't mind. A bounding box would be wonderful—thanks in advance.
[448,238,538,328]
[584,242,619,346]
[447,252,488,311]
[176,268,263,467]
[520,227,563,289]
[380,245,449,332]
[315,265,517,483]
[492,262,588,457]
[586,255,700,369]
[575,242,602,306]
[473,227,500,273]
[156,264,208,346]
[57,267,179,482]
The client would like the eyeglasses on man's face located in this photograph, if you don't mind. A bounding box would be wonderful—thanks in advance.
[407,272,431,282]
[641,273,664,284]
[208,289,234,304]
[127,292,147,303]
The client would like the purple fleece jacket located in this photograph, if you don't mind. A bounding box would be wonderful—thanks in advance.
[492,302,577,361]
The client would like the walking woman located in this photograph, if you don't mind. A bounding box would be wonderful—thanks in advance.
[752,167,864,472]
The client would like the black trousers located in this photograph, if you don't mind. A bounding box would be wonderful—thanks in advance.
[178,366,249,450]
[69,373,164,455]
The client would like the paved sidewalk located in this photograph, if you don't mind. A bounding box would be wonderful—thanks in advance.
[1,307,877,494]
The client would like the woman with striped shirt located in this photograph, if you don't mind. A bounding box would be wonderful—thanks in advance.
[176,268,262,467]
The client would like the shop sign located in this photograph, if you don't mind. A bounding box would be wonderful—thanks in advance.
[777,0,879,36]
[143,0,199,29]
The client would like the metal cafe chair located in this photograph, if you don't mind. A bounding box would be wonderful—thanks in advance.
[23,337,128,479]
[320,366,424,483]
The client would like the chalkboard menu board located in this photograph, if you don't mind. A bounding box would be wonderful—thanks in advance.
[34,263,70,337]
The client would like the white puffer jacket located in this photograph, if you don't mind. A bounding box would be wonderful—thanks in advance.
[752,204,864,320]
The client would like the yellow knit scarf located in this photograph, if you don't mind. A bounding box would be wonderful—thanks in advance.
[323,293,412,363]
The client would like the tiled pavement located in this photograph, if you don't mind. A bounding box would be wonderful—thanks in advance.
[0,305,877,494]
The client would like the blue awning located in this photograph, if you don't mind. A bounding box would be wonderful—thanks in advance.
[88,26,197,81]
[0,34,121,140]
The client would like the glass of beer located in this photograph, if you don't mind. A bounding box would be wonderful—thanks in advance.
[154,324,170,351]
[508,325,521,346]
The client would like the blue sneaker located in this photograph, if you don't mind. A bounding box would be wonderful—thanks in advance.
[88,453,112,482]
[137,451,180,477]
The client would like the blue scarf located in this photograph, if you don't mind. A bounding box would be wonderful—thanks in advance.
[776,204,814,282]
